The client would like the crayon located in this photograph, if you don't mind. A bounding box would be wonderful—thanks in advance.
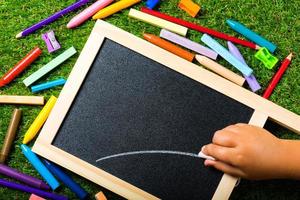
[29,194,46,200]
[143,33,195,62]
[201,34,253,76]
[0,47,42,87]
[140,7,260,50]
[195,55,245,86]
[226,19,277,53]
[21,144,60,190]
[93,0,141,19]
[95,191,107,200]
[23,96,57,144]
[160,29,217,60]
[263,53,293,99]
[129,9,188,36]
[0,95,44,105]
[43,160,88,200]
[0,164,50,190]
[178,0,201,18]
[0,109,22,163]
[16,0,89,38]
[227,41,261,92]
[67,0,114,28]
[23,47,76,87]
[146,0,160,9]
[0,178,66,200]
[31,79,66,93]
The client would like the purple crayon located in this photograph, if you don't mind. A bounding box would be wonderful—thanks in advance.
[0,178,68,200]
[227,41,261,92]
[16,0,89,38]
[0,164,50,190]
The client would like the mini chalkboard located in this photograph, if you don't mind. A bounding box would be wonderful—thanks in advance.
[33,20,300,200]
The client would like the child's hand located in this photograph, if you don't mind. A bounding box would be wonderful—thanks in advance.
[202,124,298,180]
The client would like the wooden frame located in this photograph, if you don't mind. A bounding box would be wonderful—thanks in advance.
[33,20,300,200]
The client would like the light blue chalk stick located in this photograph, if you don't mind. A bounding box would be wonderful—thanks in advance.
[226,19,277,53]
[201,34,253,76]
[21,144,60,190]
[31,78,66,93]
[23,47,76,87]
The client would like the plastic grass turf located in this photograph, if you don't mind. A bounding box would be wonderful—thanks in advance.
[0,0,300,199]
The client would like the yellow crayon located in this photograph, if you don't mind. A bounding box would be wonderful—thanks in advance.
[92,0,141,19]
[23,96,57,144]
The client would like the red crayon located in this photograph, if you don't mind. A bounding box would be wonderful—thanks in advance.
[0,47,42,87]
[140,7,259,50]
[263,53,293,99]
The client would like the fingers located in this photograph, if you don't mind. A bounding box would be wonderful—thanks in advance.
[202,144,235,164]
[223,123,248,133]
[212,130,237,147]
[204,159,245,177]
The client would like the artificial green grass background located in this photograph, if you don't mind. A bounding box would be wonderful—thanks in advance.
[0,0,300,199]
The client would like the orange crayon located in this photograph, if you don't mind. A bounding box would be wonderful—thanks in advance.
[143,33,195,62]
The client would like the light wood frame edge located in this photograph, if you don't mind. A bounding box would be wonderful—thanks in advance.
[212,111,269,200]
[33,20,300,200]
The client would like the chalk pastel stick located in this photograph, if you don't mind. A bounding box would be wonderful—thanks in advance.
[0,95,44,105]
[226,19,276,53]
[160,29,217,60]
[0,109,22,163]
[43,160,88,200]
[21,144,60,190]
[0,164,50,190]
[128,9,188,36]
[0,178,66,200]
[23,96,57,144]
[31,79,66,93]
[227,41,261,92]
[195,55,245,86]
[201,34,253,76]
[23,47,76,87]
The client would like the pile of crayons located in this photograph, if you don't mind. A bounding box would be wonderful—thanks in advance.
[0,0,294,199]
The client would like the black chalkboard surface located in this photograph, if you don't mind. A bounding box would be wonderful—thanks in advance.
[53,39,254,199]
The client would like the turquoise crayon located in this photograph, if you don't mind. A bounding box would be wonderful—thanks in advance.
[43,159,88,200]
[201,34,253,76]
[226,19,277,53]
[21,145,60,190]
[31,79,66,93]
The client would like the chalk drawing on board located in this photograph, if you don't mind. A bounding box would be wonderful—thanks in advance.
[96,150,214,163]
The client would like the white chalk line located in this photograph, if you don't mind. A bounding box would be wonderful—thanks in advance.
[96,150,215,162]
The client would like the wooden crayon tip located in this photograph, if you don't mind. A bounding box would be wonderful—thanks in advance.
[0,154,7,164]
[95,191,107,200]
[16,32,22,39]
[287,53,293,60]
[143,33,154,41]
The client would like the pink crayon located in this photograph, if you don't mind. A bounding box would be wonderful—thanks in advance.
[67,0,114,28]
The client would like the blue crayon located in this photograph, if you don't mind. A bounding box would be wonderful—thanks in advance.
[201,34,253,76]
[43,159,88,200]
[31,78,66,93]
[21,145,60,190]
[226,19,277,53]
[146,0,160,9]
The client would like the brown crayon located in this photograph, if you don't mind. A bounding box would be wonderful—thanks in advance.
[0,109,22,163]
